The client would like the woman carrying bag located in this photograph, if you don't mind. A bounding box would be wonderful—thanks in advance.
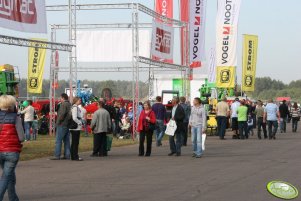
[137,101,156,157]
[70,97,83,161]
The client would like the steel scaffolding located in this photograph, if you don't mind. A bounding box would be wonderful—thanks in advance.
[46,3,188,136]
[0,34,73,52]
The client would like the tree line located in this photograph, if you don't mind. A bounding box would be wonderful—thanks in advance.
[247,77,301,101]
[18,79,149,100]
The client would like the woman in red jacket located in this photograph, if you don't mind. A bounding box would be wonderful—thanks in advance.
[0,95,25,201]
[137,101,156,157]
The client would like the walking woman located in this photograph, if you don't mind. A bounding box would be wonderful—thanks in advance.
[70,97,83,161]
[137,101,156,157]
[291,102,300,132]
[189,98,207,158]
[0,95,25,201]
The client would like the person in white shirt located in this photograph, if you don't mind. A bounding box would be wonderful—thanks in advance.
[20,100,35,141]
[79,104,88,137]
[230,98,240,138]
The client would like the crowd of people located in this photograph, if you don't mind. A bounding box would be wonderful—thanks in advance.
[216,98,301,141]
[0,93,300,200]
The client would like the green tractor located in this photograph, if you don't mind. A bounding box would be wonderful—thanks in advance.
[0,64,20,96]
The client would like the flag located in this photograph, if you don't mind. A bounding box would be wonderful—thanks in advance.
[189,0,207,68]
[216,66,235,88]
[242,35,258,92]
[180,0,189,66]
[28,39,47,94]
[216,0,241,67]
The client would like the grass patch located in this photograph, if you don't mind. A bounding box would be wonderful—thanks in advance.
[21,134,137,161]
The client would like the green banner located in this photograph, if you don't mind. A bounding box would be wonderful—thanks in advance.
[172,79,184,96]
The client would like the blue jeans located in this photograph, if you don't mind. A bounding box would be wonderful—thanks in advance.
[217,116,227,139]
[154,120,165,146]
[280,117,287,132]
[55,126,71,159]
[0,152,20,201]
[267,121,278,138]
[24,121,33,141]
[191,126,203,157]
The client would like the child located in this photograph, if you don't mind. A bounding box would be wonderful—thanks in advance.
[247,114,254,137]
[119,117,131,139]
[32,113,39,141]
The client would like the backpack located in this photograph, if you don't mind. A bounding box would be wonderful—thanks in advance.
[67,106,80,129]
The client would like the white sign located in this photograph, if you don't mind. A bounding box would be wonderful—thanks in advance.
[151,20,174,60]
[0,0,47,33]
[76,30,151,62]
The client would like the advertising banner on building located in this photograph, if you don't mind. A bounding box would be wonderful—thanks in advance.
[189,0,207,68]
[172,79,184,96]
[216,0,241,67]
[242,34,258,92]
[0,0,47,33]
[28,39,47,94]
[151,20,174,60]
[216,66,235,88]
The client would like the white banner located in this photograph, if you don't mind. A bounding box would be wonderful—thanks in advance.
[190,0,207,68]
[216,0,241,66]
[151,20,174,60]
[0,0,47,33]
[208,47,216,82]
[77,30,151,62]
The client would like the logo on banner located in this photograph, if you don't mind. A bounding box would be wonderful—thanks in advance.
[220,69,230,83]
[155,27,172,54]
[244,75,253,87]
[29,77,38,88]
[0,0,37,23]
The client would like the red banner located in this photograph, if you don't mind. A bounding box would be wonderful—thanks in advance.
[154,0,173,63]
[0,0,46,33]
[0,0,37,23]
[156,0,173,19]
[180,0,189,66]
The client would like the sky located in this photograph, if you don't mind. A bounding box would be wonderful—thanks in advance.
[0,0,301,84]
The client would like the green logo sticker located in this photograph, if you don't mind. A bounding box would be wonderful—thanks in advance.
[267,181,299,200]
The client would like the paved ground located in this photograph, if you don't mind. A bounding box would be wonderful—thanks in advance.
[4,127,301,201]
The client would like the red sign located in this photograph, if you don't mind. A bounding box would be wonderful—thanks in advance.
[0,0,37,23]
[155,28,172,54]
[155,0,173,18]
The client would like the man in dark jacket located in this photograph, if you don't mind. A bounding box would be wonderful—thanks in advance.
[179,96,191,146]
[51,93,71,160]
[279,100,290,133]
[168,97,185,156]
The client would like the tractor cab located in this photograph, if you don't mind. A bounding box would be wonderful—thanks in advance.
[0,64,20,96]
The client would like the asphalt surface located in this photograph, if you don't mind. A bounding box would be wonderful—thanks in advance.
[4,127,301,201]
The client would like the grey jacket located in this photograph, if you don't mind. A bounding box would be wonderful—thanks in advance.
[91,108,111,133]
[56,100,71,127]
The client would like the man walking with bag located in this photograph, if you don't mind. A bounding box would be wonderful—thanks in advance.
[168,97,185,157]
[189,98,207,158]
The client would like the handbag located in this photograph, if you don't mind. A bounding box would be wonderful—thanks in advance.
[165,119,177,136]
[143,111,155,132]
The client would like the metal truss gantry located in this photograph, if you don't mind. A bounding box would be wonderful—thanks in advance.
[0,34,73,52]
[46,3,188,137]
